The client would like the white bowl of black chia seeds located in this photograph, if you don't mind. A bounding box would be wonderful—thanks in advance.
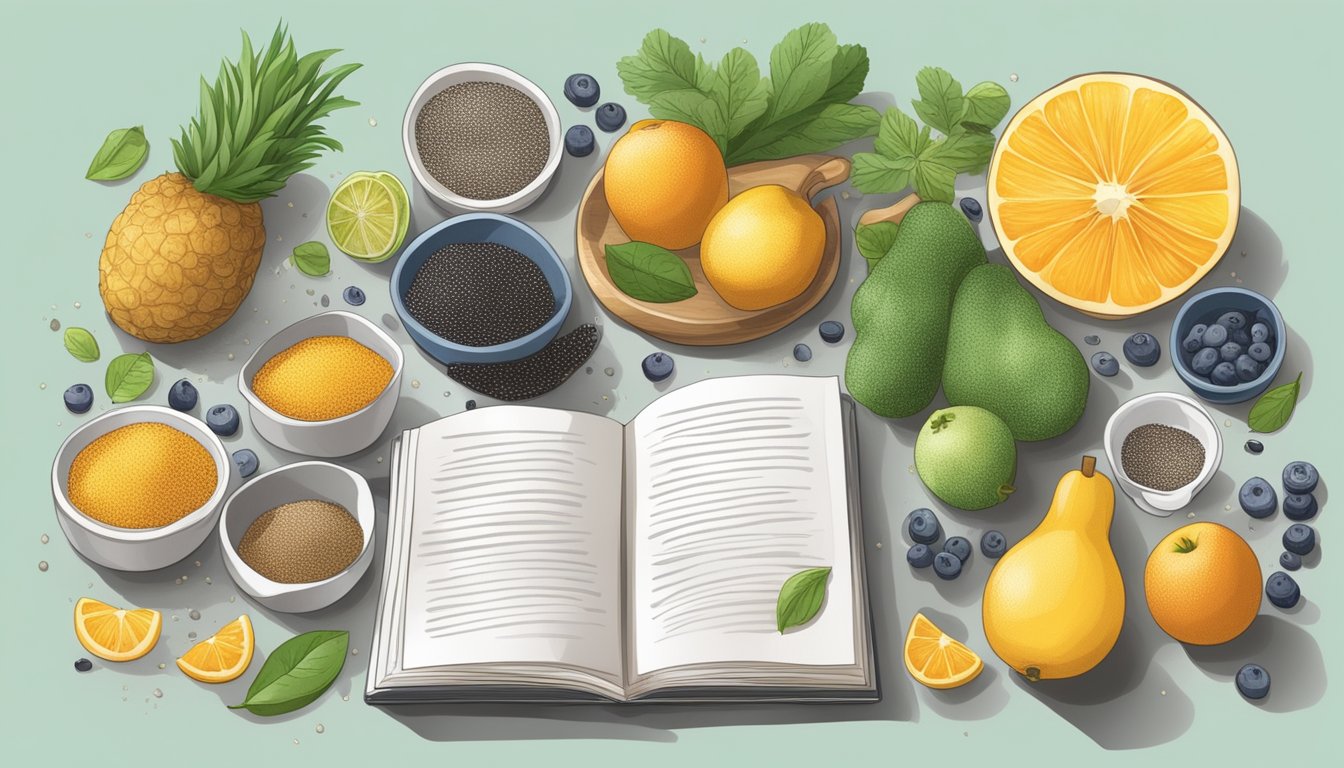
[403,63,562,214]
[1103,391,1223,517]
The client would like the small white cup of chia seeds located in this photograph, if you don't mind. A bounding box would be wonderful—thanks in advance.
[1103,392,1223,517]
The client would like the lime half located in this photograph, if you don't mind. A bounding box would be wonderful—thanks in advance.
[326,171,410,262]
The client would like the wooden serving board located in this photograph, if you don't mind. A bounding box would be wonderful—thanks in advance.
[576,154,851,346]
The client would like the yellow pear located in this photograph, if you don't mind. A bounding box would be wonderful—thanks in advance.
[982,455,1124,681]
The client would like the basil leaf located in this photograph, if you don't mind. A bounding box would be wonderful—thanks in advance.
[822,43,870,104]
[856,222,901,269]
[291,241,330,276]
[725,102,878,166]
[776,566,832,633]
[63,327,100,363]
[763,22,837,125]
[709,47,771,143]
[1248,372,1302,433]
[923,131,997,175]
[913,158,958,203]
[963,81,1011,130]
[229,630,348,717]
[912,67,967,136]
[851,152,915,194]
[874,107,922,160]
[617,29,713,102]
[104,352,154,403]
[86,126,150,181]
[605,242,697,303]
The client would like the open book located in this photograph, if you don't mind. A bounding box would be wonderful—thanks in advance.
[365,375,875,703]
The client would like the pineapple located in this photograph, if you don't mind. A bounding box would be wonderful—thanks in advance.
[99,25,360,343]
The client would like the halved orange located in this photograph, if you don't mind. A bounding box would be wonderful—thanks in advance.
[176,614,254,684]
[904,612,983,689]
[74,597,162,662]
[987,73,1239,318]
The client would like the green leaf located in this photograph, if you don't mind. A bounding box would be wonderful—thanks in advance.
[63,327,100,363]
[923,130,997,175]
[291,241,330,276]
[913,157,958,202]
[963,81,1011,130]
[1248,372,1302,433]
[709,47,771,142]
[605,242,698,303]
[85,126,149,181]
[724,102,878,165]
[873,107,923,159]
[229,630,348,717]
[911,67,966,136]
[104,352,154,403]
[617,29,713,102]
[851,152,915,194]
[763,22,838,124]
[821,43,870,104]
[855,222,901,269]
[776,566,832,633]
[649,90,725,150]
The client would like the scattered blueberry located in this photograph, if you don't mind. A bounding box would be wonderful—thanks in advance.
[1283,524,1316,556]
[1210,362,1239,386]
[1201,323,1229,348]
[818,320,845,344]
[1238,477,1277,518]
[465,399,477,410]
[563,73,600,108]
[168,378,198,412]
[1190,347,1219,375]
[905,508,941,545]
[1181,324,1207,353]
[1265,571,1300,609]
[1279,551,1302,571]
[1245,439,1264,455]
[63,384,93,414]
[943,536,973,563]
[1230,327,1252,347]
[1216,311,1247,330]
[1283,493,1317,521]
[932,551,963,580]
[793,343,813,362]
[1251,322,1271,344]
[205,404,240,436]
[1123,333,1161,366]
[1282,461,1319,494]
[1083,334,1101,346]
[595,102,627,132]
[1247,342,1272,363]
[1219,342,1243,362]
[1235,355,1263,382]
[1236,663,1270,700]
[74,658,93,673]
[1091,351,1119,377]
[343,285,366,306]
[959,197,983,222]
[906,544,934,569]
[641,352,675,382]
[980,530,1007,558]
[564,124,596,157]
[232,448,259,478]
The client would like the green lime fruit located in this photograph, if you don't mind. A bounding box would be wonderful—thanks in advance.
[915,405,1017,511]
[326,171,410,262]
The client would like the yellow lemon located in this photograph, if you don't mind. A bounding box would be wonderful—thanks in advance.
[700,185,825,311]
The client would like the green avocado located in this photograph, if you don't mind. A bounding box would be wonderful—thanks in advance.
[845,202,986,418]
[943,264,1089,441]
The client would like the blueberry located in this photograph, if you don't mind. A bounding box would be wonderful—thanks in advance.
[980,530,1007,558]
[343,285,366,306]
[1091,351,1119,377]
[1282,461,1319,494]
[1181,324,1208,353]
[1245,439,1264,455]
[168,378,198,412]
[63,384,93,414]
[74,658,93,673]
[1123,333,1161,366]
[1251,322,1272,344]
[1083,334,1100,346]
[959,197,983,222]
[232,448,259,478]
[1283,524,1316,556]
[905,508,941,545]
[563,73,600,108]
[1238,477,1277,518]
[1265,571,1300,608]
[1210,362,1239,386]
[1283,493,1317,521]
[1219,342,1243,362]
[1230,328,1251,347]
[465,399,477,410]
[205,404,240,436]
[1235,355,1263,382]
[1201,323,1228,348]
[1255,307,1274,327]
[818,320,845,344]
[564,124,595,158]
[1236,664,1270,700]
[641,352,675,382]
[1279,551,1302,571]
[594,102,626,132]
[906,543,934,569]
[1216,311,1247,330]
[943,536,973,563]
[1247,343,1272,364]
[793,343,813,362]
[1190,347,1219,375]
[933,551,963,580]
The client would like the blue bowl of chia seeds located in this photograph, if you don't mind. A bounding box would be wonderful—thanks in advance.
[391,213,573,365]
[1170,286,1286,404]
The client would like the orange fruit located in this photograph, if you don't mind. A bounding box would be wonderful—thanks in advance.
[603,120,728,250]
[1144,522,1261,645]
[987,73,1239,318]
[176,615,254,683]
[903,612,983,689]
[700,185,825,310]
[74,597,162,662]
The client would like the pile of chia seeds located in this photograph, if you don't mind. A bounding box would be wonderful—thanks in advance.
[1121,423,1206,491]
[414,81,550,200]
[404,242,555,347]
[446,324,599,401]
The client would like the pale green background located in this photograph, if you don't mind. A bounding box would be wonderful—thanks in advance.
[2,0,1341,763]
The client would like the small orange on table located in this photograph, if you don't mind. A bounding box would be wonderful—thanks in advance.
[177,615,255,683]
[1144,522,1261,645]
[904,612,983,689]
[74,597,162,662]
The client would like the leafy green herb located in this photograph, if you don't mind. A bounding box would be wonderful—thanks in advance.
[776,566,832,633]
[605,242,698,303]
[229,630,348,717]
[1248,372,1302,433]
[104,352,154,403]
[86,126,149,181]
[291,242,330,276]
[855,221,900,268]
[852,67,1010,202]
[618,24,879,165]
[63,327,100,363]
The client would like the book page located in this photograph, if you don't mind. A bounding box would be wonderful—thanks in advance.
[400,406,625,681]
[626,375,855,675]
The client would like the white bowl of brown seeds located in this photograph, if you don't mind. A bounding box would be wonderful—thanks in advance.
[1103,391,1223,517]
[219,461,375,613]
[403,63,562,214]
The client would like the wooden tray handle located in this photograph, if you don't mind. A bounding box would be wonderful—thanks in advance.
[857,193,922,228]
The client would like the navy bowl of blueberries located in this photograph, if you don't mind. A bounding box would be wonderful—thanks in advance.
[1170,287,1286,404]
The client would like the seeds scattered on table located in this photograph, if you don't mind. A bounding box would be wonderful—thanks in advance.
[238,499,363,584]
[404,242,554,346]
[251,336,393,421]
[1121,423,1205,491]
[414,82,549,200]
[68,423,218,529]
[446,324,599,401]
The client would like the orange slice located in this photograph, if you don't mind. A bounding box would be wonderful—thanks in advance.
[74,597,162,662]
[987,73,1239,318]
[904,612,983,689]
[176,614,254,684]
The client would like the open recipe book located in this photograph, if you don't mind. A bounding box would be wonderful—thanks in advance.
[365,375,875,703]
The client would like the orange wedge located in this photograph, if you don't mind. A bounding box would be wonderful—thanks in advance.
[987,73,1239,318]
[904,612,984,689]
[176,614,254,684]
[74,597,162,662]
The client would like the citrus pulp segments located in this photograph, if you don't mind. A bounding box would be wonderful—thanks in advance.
[903,613,984,689]
[176,614,254,683]
[326,172,410,262]
[74,597,162,662]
